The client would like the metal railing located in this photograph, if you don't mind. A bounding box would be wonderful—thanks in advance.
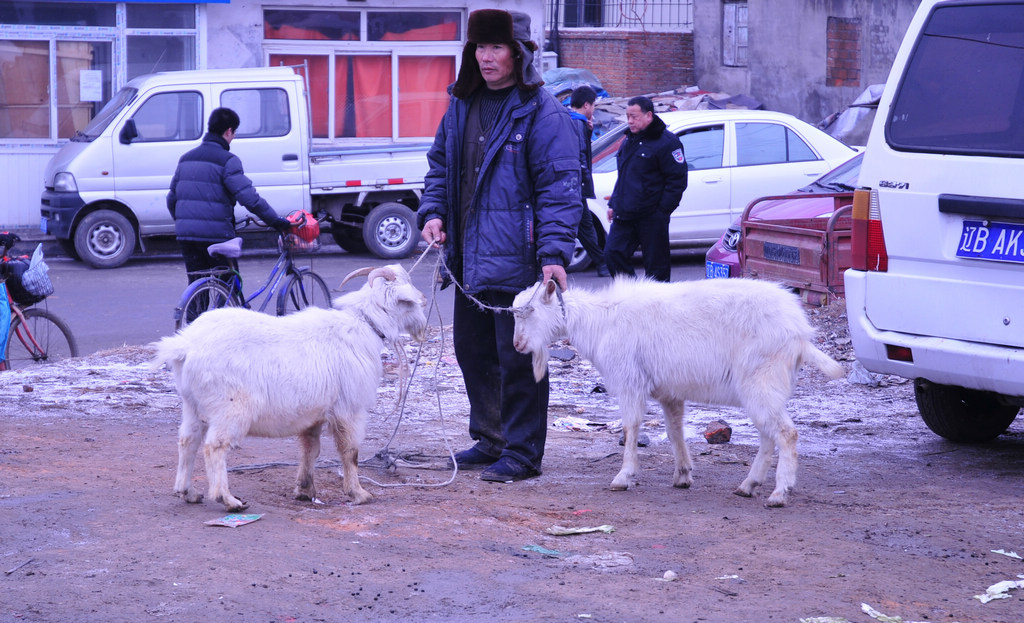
[547,0,694,30]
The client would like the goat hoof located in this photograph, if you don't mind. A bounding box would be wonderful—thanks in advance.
[349,490,373,505]
[180,491,203,504]
[765,494,788,508]
[733,488,753,498]
[609,482,630,491]
[672,481,691,489]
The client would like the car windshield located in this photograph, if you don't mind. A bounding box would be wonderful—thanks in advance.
[802,152,863,192]
[73,87,137,142]
[591,123,627,174]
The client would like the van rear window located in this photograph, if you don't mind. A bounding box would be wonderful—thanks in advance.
[887,3,1024,156]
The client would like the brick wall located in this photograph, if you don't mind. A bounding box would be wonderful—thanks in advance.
[552,30,695,97]
[826,17,862,88]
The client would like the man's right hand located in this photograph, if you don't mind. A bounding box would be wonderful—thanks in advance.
[421,218,446,247]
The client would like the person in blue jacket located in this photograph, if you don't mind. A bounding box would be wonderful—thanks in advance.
[604,96,688,282]
[569,85,610,277]
[418,8,582,483]
[167,107,290,283]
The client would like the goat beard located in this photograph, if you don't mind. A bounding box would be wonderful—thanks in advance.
[530,347,549,383]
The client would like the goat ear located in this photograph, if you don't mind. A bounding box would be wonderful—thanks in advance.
[542,279,558,302]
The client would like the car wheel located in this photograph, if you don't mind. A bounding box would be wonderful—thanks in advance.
[362,202,419,259]
[566,239,592,273]
[331,223,369,254]
[914,379,1020,442]
[73,209,136,269]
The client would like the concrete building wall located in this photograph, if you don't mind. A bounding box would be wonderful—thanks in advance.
[693,0,920,125]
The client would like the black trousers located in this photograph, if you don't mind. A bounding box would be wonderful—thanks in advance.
[604,212,672,282]
[179,240,237,284]
[576,204,606,269]
[452,289,549,470]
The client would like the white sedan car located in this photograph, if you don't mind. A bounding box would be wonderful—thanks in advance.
[571,109,859,271]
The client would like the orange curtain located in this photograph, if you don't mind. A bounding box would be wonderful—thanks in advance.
[398,56,454,137]
[380,22,459,42]
[336,56,391,138]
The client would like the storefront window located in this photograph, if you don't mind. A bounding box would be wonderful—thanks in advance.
[126,4,195,29]
[0,3,199,143]
[127,35,195,80]
[0,2,115,27]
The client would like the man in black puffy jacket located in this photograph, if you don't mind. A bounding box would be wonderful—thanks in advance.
[167,107,290,282]
[604,96,688,282]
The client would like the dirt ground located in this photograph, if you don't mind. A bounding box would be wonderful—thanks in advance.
[2,301,1024,623]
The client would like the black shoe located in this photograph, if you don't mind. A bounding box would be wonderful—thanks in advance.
[449,446,499,470]
[480,456,540,483]
[596,265,611,277]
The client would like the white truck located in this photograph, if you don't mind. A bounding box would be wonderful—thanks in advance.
[40,67,430,268]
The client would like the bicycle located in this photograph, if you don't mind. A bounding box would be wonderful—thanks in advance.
[173,212,333,331]
[0,233,80,370]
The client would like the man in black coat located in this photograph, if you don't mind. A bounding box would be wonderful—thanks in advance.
[167,107,290,282]
[604,96,688,282]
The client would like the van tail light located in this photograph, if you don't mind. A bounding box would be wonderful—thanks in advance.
[851,188,888,272]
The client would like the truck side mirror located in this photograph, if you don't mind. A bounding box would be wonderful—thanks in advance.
[119,119,138,144]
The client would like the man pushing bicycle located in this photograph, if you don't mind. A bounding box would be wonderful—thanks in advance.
[167,107,291,283]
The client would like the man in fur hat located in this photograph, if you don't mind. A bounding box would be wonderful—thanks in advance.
[418,9,582,483]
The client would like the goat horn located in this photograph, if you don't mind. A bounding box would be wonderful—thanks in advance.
[339,266,375,290]
[367,267,398,285]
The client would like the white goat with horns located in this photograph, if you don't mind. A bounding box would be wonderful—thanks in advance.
[512,277,844,507]
[151,264,427,511]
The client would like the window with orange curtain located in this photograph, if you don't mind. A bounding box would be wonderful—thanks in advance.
[369,12,460,41]
[336,56,392,138]
[263,9,460,141]
[398,56,455,137]
[270,54,330,138]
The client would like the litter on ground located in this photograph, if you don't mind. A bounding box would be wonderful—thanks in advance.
[204,513,264,528]
[973,574,1024,604]
[545,525,615,536]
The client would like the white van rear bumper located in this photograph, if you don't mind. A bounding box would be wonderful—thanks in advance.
[845,269,1024,399]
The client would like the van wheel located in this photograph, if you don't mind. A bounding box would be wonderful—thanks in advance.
[362,202,419,259]
[914,379,1020,442]
[331,224,368,254]
[74,209,136,269]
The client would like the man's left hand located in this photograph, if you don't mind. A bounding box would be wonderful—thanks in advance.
[542,264,568,291]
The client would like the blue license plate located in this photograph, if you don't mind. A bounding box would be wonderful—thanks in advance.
[956,220,1024,263]
[705,260,730,279]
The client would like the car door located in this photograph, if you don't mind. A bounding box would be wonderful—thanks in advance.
[728,122,832,222]
[668,124,733,242]
[219,85,310,221]
[112,88,209,235]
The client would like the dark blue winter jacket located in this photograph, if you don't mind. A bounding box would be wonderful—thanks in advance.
[166,133,281,242]
[608,115,688,220]
[418,86,582,294]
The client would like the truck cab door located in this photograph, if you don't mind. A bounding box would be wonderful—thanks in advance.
[219,85,310,222]
[112,88,208,236]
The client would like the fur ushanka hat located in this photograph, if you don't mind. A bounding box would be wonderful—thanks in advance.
[452,9,544,99]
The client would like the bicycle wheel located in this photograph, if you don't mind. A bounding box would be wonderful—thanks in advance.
[277,269,332,316]
[174,278,235,331]
[5,308,80,369]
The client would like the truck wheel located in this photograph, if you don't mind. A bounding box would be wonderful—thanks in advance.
[74,209,136,268]
[331,224,368,254]
[566,239,592,273]
[362,202,419,259]
[914,379,1020,442]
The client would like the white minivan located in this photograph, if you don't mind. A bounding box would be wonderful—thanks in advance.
[845,0,1024,442]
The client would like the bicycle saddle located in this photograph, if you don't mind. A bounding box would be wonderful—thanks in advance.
[207,237,243,259]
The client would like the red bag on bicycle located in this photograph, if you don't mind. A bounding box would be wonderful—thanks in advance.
[287,210,320,243]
